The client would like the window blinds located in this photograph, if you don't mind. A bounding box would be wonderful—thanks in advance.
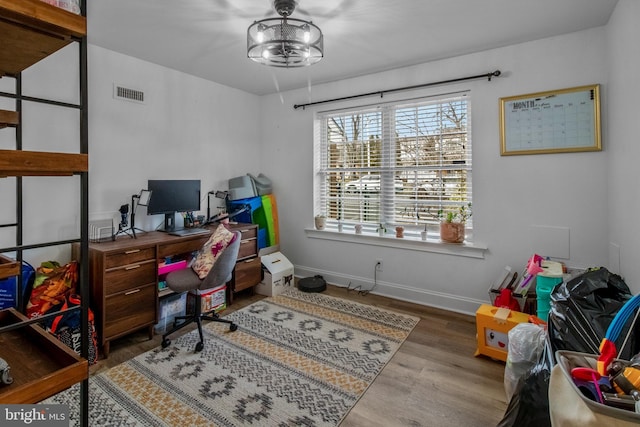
[315,92,471,231]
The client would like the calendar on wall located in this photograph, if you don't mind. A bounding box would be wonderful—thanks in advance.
[499,84,601,155]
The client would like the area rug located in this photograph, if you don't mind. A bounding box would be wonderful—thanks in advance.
[44,288,420,426]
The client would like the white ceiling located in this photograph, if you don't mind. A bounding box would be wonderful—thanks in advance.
[87,0,618,96]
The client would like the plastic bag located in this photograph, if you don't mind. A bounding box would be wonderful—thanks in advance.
[504,323,546,401]
[548,267,637,359]
[497,339,554,427]
[26,261,78,318]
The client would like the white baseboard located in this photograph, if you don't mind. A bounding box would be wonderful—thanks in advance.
[294,264,487,317]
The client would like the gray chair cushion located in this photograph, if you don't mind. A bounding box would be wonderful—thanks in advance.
[165,267,201,293]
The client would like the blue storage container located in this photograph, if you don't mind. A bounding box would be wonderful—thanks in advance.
[0,261,35,311]
[228,196,268,249]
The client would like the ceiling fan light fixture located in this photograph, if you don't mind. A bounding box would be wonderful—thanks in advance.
[247,0,323,68]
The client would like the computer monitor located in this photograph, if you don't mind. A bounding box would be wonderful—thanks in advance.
[147,179,201,231]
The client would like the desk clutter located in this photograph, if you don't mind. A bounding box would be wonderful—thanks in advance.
[227,173,279,250]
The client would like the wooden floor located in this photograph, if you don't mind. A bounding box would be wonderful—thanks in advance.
[91,286,508,426]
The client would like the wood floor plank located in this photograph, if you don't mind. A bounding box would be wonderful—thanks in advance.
[91,285,508,426]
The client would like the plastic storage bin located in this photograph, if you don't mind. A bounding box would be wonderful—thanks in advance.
[155,292,187,334]
[536,261,564,321]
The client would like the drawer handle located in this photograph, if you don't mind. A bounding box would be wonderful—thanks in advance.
[125,249,141,254]
[243,259,256,263]
[125,289,141,296]
[125,264,141,270]
[241,239,256,244]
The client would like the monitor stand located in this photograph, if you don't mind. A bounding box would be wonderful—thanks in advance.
[159,212,177,233]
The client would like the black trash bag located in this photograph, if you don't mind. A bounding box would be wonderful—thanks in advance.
[497,339,553,427]
[547,267,636,359]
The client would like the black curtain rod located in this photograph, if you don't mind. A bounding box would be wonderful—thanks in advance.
[293,69,501,110]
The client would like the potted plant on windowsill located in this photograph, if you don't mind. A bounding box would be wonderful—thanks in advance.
[314,215,326,230]
[439,203,471,243]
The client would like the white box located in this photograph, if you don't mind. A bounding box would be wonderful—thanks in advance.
[256,252,294,296]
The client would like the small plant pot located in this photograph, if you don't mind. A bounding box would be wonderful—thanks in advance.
[440,222,465,243]
[378,228,385,237]
[421,230,428,241]
[314,216,326,230]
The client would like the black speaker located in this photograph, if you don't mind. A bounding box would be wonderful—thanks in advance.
[298,275,326,293]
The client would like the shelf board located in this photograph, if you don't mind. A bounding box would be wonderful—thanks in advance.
[0,254,19,280]
[0,0,86,76]
[0,149,88,177]
[0,109,19,128]
[0,308,88,403]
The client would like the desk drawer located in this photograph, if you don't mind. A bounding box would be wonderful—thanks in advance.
[104,284,156,339]
[238,238,258,260]
[236,226,257,240]
[234,257,261,292]
[105,260,156,295]
[106,247,155,269]
[158,236,209,259]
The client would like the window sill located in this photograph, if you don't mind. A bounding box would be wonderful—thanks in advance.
[304,228,488,259]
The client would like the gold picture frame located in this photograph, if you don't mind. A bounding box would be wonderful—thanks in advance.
[499,84,601,155]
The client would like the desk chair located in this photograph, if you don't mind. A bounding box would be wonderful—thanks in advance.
[161,230,241,352]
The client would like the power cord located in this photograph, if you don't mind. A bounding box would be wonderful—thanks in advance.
[347,261,379,296]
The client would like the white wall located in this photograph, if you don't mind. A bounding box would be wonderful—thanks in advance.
[259,27,611,314]
[0,45,262,266]
[88,46,263,231]
[606,0,640,288]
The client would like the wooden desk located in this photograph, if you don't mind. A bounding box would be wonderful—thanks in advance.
[78,231,210,357]
[77,223,261,357]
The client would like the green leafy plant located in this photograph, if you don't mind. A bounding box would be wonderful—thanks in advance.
[439,203,472,223]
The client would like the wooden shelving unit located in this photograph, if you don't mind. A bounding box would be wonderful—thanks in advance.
[0,0,86,77]
[0,110,19,128]
[0,149,88,177]
[0,309,88,403]
[0,0,89,423]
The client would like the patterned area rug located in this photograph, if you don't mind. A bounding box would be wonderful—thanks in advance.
[45,288,419,426]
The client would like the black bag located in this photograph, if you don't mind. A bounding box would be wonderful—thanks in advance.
[548,267,636,359]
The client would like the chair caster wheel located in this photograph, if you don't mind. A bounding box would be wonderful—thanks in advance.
[195,341,204,352]
[161,338,171,349]
[230,323,238,332]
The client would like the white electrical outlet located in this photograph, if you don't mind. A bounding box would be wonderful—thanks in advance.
[376,259,383,271]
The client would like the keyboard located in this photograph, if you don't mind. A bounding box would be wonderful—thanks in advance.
[168,227,210,237]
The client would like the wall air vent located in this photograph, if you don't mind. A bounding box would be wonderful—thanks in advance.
[113,84,145,104]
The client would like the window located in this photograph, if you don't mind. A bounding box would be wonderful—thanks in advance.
[314,92,472,235]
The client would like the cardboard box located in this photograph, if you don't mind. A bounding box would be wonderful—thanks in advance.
[256,251,294,296]
[155,292,187,334]
[187,284,226,314]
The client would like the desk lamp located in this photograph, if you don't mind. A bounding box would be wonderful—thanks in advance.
[130,189,152,238]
